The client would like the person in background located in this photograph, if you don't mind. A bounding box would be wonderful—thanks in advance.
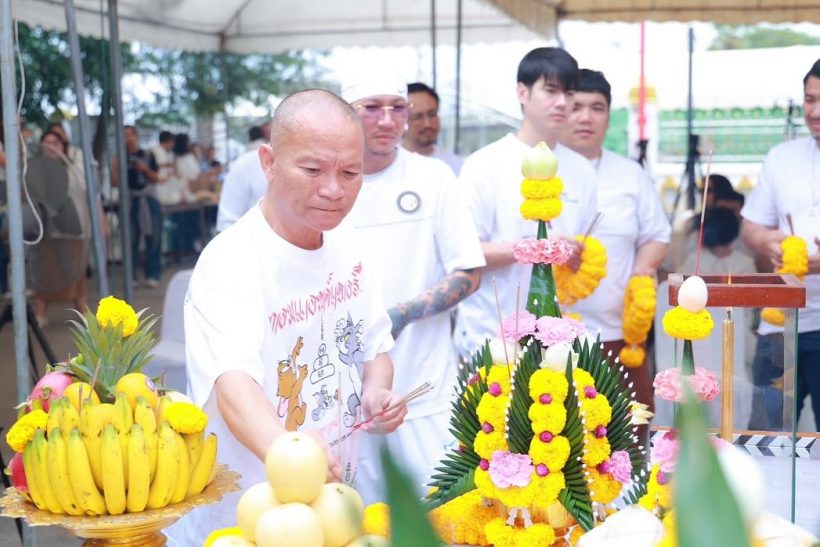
[455,47,597,362]
[343,76,485,503]
[150,130,175,186]
[742,59,820,431]
[246,125,268,152]
[558,68,670,426]
[402,82,464,174]
[681,206,755,275]
[216,136,268,233]
[171,89,405,546]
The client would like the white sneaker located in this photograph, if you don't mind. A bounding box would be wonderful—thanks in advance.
[145,278,160,289]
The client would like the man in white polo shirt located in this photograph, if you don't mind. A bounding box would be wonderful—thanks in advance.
[559,69,670,421]
[742,59,820,431]
[342,76,485,503]
[455,47,598,361]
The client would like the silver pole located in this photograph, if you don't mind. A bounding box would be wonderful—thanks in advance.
[430,0,437,90]
[454,0,462,154]
[107,0,134,302]
[64,0,109,297]
[1,1,36,544]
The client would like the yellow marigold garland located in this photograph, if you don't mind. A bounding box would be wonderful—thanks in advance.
[662,307,714,340]
[485,517,556,547]
[637,464,673,515]
[429,491,496,546]
[554,236,608,306]
[619,275,656,368]
[96,295,139,337]
[362,502,391,538]
[5,409,48,452]
[521,177,564,199]
[587,468,622,504]
[779,235,809,278]
[573,369,615,502]
[761,307,786,326]
[520,198,563,222]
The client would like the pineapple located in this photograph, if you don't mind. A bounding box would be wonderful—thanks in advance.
[67,298,158,403]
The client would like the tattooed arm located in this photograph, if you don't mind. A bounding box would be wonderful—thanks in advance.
[387,268,481,339]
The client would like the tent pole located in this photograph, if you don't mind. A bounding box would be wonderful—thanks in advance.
[685,26,696,211]
[430,0,437,90]
[454,0,462,154]
[107,0,134,302]
[64,0,110,297]
[0,3,36,543]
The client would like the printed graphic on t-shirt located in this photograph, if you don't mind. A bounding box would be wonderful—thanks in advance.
[276,336,309,431]
[335,313,365,427]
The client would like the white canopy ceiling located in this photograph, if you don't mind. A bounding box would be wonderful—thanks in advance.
[13,0,543,53]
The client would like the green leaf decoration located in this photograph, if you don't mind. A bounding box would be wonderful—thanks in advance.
[382,444,443,547]
[682,339,695,376]
[507,342,539,455]
[526,220,562,319]
[675,391,750,547]
[558,360,594,531]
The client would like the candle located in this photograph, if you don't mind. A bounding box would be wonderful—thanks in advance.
[721,307,735,442]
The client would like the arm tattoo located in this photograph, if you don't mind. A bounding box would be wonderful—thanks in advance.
[388,268,480,339]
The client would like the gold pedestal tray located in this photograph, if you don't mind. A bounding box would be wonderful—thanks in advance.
[0,465,241,546]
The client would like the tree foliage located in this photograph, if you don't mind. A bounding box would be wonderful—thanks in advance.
[709,24,820,50]
[11,22,325,129]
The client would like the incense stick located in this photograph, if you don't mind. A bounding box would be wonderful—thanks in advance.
[352,382,434,430]
[694,150,714,275]
[582,211,604,242]
[785,213,795,236]
[492,278,511,368]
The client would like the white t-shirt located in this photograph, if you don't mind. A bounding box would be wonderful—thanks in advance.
[431,146,464,175]
[742,136,820,335]
[346,148,485,419]
[454,133,598,360]
[568,149,670,341]
[175,207,393,545]
[216,149,268,232]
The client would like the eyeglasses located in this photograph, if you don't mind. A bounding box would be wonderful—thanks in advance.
[355,103,411,121]
[409,110,439,123]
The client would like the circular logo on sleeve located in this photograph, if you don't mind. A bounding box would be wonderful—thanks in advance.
[397,191,421,214]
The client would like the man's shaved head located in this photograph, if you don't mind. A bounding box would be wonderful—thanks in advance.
[270,89,363,149]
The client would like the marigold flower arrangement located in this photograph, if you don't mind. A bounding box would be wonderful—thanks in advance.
[619,275,657,368]
[554,235,608,306]
[425,142,647,546]
[762,235,809,325]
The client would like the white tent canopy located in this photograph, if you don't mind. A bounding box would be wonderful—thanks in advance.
[14,0,543,53]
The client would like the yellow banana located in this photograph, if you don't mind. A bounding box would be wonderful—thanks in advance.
[183,430,204,469]
[31,429,63,514]
[101,423,127,515]
[185,432,217,499]
[112,392,133,489]
[59,399,80,437]
[66,428,107,515]
[45,398,65,438]
[126,423,151,513]
[80,402,115,491]
[146,422,179,509]
[170,432,190,504]
[134,396,158,481]
[22,441,47,511]
[155,395,173,424]
[46,427,84,515]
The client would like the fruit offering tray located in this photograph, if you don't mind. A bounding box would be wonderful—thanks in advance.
[0,465,240,544]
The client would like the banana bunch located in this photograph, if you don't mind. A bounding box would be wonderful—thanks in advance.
[20,394,218,516]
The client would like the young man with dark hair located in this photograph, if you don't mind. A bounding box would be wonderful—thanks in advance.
[402,82,463,174]
[455,47,598,361]
[742,58,820,430]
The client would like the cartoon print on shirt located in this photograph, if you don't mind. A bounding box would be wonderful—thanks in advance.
[277,336,308,431]
[310,342,336,384]
[335,313,364,427]
[310,384,338,421]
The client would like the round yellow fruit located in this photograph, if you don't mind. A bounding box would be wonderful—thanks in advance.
[345,536,390,547]
[115,372,158,411]
[63,382,100,411]
[237,482,280,541]
[204,527,254,547]
[265,432,327,504]
[255,503,324,547]
[311,483,364,547]
[164,390,192,404]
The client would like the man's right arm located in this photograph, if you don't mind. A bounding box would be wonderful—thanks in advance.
[741,219,786,269]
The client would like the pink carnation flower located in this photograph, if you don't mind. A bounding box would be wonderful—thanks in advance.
[650,430,679,473]
[501,310,537,342]
[488,450,534,489]
[534,316,586,346]
[653,366,720,403]
[513,238,574,265]
[606,450,633,485]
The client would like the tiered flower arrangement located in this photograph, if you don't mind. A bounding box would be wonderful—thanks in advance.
[426,143,647,547]
[4,297,218,517]
[619,276,657,368]
[762,235,808,326]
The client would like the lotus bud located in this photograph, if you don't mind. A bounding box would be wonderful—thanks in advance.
[521,141,559,180]
[540,341,577,371]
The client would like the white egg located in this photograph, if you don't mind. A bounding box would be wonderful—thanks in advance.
[678,275,708,313]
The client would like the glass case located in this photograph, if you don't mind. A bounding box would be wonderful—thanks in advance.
[653,273,814,532]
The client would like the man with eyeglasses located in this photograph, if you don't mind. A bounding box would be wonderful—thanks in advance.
[402,82,464,175]
[342,77,485,503]
[454,47,598,362]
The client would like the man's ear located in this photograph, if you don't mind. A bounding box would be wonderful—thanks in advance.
[516,82,530,106]
[258,144,275,179]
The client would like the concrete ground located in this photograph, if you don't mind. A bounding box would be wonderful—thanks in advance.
[0,259,193,547]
